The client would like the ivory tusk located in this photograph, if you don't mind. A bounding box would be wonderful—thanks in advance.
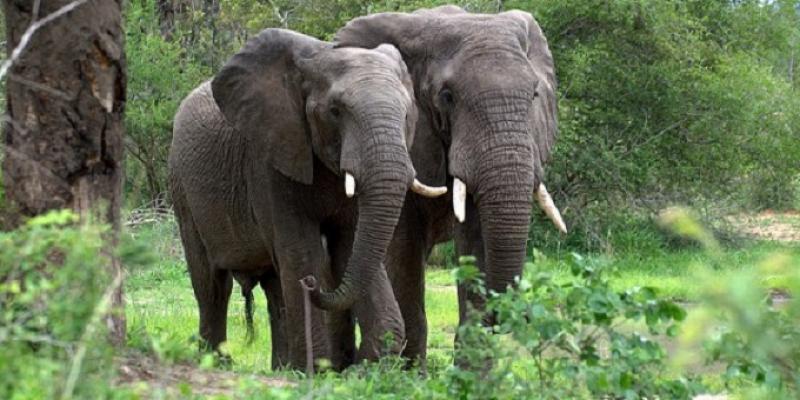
[453,178,466,223]
[345,173,355,198]
[411,178,448,198]
[535,183,567,234]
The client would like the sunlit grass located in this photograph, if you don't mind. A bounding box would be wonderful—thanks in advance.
[123,220,798,381]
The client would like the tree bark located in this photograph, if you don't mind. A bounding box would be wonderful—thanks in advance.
[2,0,127,345]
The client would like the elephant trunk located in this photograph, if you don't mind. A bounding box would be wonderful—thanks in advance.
[477,180,534,295]
[462,92,538,295]
[310,115,413,311]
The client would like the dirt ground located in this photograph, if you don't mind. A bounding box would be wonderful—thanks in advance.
[728,210,800,242]
[115,353,293,397]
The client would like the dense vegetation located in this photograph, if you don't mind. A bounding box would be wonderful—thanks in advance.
[4,210,800,398]
[122,0,800,250]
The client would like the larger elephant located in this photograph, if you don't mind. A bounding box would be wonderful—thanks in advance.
[328,6,567,365]
[169,28,445,370]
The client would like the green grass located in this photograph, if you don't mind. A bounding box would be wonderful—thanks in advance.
[122,219,799,394]
[532,241,800,300]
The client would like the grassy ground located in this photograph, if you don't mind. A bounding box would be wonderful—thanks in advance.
[121,212,800,396]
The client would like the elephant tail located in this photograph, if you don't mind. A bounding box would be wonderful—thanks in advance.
[242,285,255,345]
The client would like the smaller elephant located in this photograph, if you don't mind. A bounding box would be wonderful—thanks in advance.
[169,28,445,370]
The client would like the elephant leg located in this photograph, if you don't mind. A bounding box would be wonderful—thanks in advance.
[455,193,488,324]
[191,264,233,351]
[454,194,488,366]
[326,310,356,370]
[274,225,330,370]
[353,263,406,363]
[175,201,233,351]
[326,225,405,364]
[261,270,289,370]
[324,229,356,371]
[385,217,428,369]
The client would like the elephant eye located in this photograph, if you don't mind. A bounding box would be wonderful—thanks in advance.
[330,105,341,118]
[439,88,454,107]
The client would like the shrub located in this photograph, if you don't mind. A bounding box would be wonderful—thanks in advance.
[0,210,151,399]
[242,252,699,399]
[449,254,700,399]
[664,207,800,399]
[124,0,211,207]
[521,0,800,250]
[0,211,117,398]
[428,241,457,269]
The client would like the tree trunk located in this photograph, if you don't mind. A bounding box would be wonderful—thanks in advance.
[203,0,220,67]
[2,0,127,346]
[158,0,175,40]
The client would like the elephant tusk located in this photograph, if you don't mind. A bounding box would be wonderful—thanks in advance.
[453,178,466,223]
[345,173,355,198]
[411,178,447,198]
[535,183,567,234]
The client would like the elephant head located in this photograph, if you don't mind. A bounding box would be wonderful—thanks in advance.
[334,8,566,296]
[211,29,445,311]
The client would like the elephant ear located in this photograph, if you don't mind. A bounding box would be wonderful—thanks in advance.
[212,29,328,185]
[334,6,464,54]
[502,11,558,180]
[334,9,458,185]
[334,12,427,59]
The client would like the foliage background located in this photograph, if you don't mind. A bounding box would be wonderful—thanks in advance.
[0,2,796,246]
[120,0,799,251]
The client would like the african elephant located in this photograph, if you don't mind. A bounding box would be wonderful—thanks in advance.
[328,6,567,366]
[169,28,446,370]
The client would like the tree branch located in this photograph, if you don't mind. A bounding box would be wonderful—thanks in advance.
[0,0,89,80]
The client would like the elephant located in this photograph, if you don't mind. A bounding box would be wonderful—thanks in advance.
[168,28,447,370]
[323,6,567,366]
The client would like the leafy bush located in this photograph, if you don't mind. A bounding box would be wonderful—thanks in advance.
[0,211,118,399]
[664,207,800,399]
[428,241,457,269]
[0,210,155,398]
[449,254,700,399]
[523,0,800,250]
[124,0,211,206]
[237,253,698,399]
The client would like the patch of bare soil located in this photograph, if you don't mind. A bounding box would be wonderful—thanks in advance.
[727,210,800,242]
[115,353,293,397]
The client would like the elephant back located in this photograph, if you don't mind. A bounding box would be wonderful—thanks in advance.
[173,80,231,141]
[169,80,265,269]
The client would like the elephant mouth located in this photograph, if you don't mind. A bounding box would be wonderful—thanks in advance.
[339,170,446,200]
[450,175,566,234]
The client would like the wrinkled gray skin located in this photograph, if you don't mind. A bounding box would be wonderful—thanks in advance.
[169,28,422,370]
[332,6,559,366]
